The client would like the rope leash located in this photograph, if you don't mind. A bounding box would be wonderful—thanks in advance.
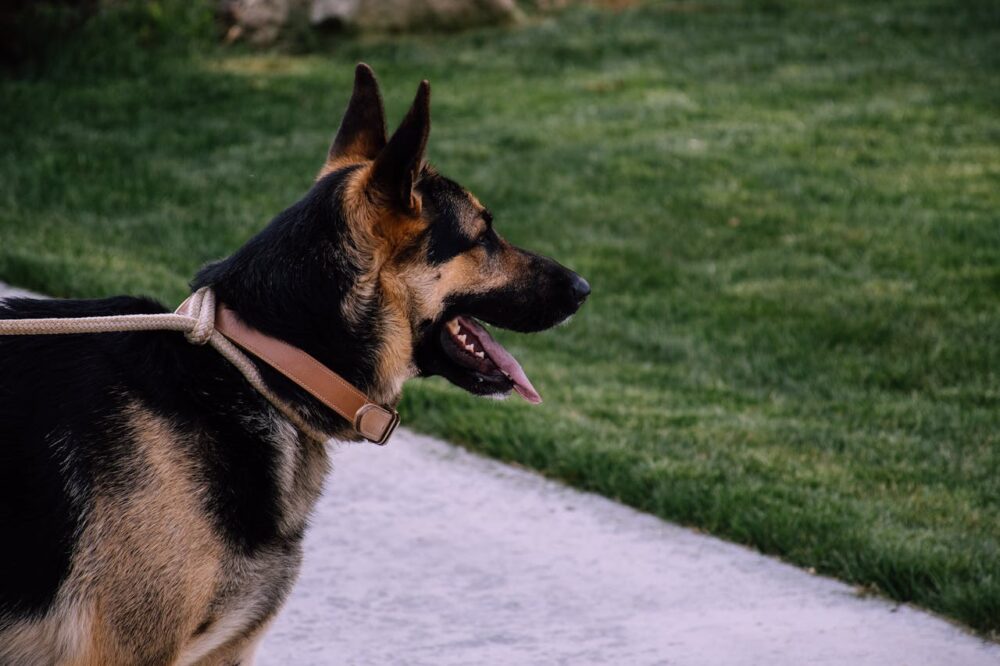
[0,288,331,445]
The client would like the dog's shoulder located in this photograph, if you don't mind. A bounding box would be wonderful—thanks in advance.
[0,293,309,627]
[0,295,203,621]
[0,296,172,617]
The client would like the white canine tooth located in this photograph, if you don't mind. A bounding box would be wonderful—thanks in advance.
[458,334,467,344]
[475,351,485,359]
[447,320,460,334]
[464,344,475,353]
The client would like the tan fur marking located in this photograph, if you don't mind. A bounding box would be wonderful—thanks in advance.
[0,407,226,665]
[464,193,489,236]
[79,406,223,663]
[0,602,95,665]
[0,403,322,665]
[344,165,441,401]
[317,155,360,180]
[319,162,428,403]
[190,615,274,666]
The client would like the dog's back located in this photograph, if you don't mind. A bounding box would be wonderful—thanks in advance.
[0,297,322,665]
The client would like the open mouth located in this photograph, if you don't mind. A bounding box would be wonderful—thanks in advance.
[438,316,541,404]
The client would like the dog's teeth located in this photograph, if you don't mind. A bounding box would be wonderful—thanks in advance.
[464,344,475,353]
[458,334,467,344]
[447,320,460,334]
[475,351,485,359]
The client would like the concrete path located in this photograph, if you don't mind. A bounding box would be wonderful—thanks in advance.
[256,431,1000,666]
[2,283,997,665]
[0,283,41,300]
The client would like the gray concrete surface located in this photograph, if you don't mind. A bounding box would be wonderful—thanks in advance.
[0,283,41,300]
[257,431,1000,666]
[2,283,997,665]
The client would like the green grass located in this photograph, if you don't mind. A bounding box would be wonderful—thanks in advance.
[2,0,999,636]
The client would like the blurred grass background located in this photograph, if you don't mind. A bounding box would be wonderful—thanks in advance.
[1,0,998,636]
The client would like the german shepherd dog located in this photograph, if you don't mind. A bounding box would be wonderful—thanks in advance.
[0,64,589,664]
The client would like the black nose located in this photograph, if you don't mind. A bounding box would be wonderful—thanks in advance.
[570,274,591,305]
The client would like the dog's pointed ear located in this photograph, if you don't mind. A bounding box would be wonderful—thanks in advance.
[329,63,387,162]
[369,80,430,214]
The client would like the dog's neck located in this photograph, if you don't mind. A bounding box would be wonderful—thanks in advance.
[192,168,400,439]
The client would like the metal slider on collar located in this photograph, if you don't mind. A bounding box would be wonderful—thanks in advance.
[354,404,401,446]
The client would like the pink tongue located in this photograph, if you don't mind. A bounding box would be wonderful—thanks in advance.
[458,317,542,404]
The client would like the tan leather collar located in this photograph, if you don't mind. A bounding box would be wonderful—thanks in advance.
[177,296,400,445]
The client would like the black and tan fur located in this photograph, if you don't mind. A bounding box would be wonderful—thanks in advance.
[0,64,588,665]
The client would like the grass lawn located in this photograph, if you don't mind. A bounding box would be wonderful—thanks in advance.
[2,0,999,636]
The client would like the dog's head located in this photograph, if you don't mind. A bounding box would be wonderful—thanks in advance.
[325,64,589,405]
[198,64,588,415]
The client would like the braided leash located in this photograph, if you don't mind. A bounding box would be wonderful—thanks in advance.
[0,287,331,445]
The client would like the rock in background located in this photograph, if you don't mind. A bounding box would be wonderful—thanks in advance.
[221,0,519,43]
[219,0,305,44]
[311,0,518,30]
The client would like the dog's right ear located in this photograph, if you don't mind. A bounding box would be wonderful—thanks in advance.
[328,63,387,163]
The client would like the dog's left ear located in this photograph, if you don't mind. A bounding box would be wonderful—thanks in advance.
[369,80,430,215]
[329,63,387,163]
